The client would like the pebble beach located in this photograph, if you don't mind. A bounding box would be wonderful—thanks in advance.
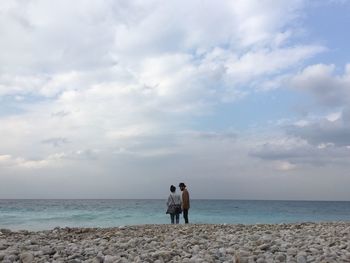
[1,222,350,263]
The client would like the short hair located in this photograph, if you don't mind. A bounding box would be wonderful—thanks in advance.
[179,182,186,188]
[170,185,176,193]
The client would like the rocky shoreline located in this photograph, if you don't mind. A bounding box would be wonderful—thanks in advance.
[0,222,349,263]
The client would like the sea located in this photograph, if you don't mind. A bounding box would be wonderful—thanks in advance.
[1,199,350,231]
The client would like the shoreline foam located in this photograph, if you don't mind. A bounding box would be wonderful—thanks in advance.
[0,222,349,262]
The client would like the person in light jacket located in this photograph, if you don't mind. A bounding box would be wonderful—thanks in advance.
[179,182,190,223]
[166,185,181,224]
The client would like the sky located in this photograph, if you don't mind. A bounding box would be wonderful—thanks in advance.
[0,0,350,200]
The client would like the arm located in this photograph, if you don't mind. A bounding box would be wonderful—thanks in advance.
[166,195,171,207]
[182,191,190,209]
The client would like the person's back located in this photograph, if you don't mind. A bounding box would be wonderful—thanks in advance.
[179,182,190,223]
[182,188,190,210]
[167,192,181,207]
[166,185,181,224]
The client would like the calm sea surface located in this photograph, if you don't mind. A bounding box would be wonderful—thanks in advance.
[1,199,350,230]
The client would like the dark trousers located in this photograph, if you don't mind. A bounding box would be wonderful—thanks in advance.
[183,209,189,224]
[170,213,179,224]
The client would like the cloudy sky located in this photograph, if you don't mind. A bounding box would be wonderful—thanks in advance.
[1,0,350,200]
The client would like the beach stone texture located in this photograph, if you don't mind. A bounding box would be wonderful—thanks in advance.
[0,222,349,262]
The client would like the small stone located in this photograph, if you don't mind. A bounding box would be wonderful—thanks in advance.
[275,254,286,262]
[42,246,56,255]
[91,257,103,263]
[192,245,200,253]
[24,240,32,246]
[296,255,307,263]
[20,252,34,263]
[0,229,11,234]
[238,250,250,257]
[258,244,270,251]
[256,258,266,263]
[0,244,8,250]
[104,255,118,263]
[4,254,18,262]
[287,248,297,255]
[219,247,226,255]
[309,247,319,254]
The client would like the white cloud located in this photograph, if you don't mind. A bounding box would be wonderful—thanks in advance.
[326,112,342,122]
[0,0,318,99]
[225,45,325,86]
[106,125,156,140]
[281,64,350,149]
[0,154,12,163]
[0,153,65,169]
[1,0,350,199]
[285,109,350,147]
[275,161,297,171]
[248,63,350,170]
[290,64,350,107]
[250,133,350,167]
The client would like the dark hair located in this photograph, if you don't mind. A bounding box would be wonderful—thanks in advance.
[170,185,176,193]
[179,182,186,188]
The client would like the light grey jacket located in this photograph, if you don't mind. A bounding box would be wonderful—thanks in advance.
[167,192,181,207]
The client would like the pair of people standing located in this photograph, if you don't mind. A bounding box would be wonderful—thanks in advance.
[166,182,190,224]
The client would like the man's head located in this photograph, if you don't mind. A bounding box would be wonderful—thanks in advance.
[179,182,186,191]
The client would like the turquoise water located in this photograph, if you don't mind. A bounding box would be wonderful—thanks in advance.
[1,199,350,230]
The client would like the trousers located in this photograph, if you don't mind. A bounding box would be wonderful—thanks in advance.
[170,213,180,224]
[183,209,189,224]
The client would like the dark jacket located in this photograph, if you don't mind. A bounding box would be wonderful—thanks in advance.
[182,188,190,209]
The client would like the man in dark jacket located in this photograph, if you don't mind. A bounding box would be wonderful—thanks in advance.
[179,182,190,223]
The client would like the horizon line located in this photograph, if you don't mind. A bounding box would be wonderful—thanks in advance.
[0,198,349,202]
